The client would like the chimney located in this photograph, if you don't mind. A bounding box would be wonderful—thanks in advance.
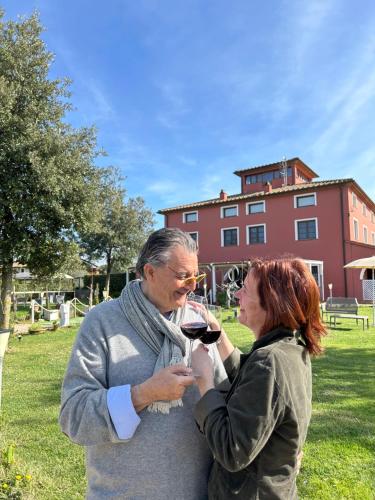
[264,182,272,193]
[219,189,228,201]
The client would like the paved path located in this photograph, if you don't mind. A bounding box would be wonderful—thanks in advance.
[13,323,31,334]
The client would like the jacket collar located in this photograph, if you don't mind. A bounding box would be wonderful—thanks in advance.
[239,326,299,367]
[252,326,297,352]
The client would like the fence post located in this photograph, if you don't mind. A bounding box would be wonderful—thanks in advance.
[60,301,70,327]
[31,300,35,324]
[0,328,11,411]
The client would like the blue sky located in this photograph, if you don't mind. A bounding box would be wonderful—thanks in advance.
[3,0,375,227]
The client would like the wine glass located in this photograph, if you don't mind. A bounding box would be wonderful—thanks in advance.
[180,294,208,367]
[200,304,222,345]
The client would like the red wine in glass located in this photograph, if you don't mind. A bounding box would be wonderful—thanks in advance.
[181,295,209,367]
[180,322,208,339]
[200,330,221,344]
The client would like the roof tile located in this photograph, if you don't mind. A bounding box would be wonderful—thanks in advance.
[158,179,354,214]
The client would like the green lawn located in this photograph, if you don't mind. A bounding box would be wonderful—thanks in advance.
[0,308,374,499]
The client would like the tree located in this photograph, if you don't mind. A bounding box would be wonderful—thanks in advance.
[0,10,102,328]
[80,168,154,292]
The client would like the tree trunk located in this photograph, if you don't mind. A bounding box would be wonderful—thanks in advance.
[105,255,112,294]
[0,260,14,330]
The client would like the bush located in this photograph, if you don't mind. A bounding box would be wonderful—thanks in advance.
[216,291,228,307]
[83,272,136,299]
[28,323,45,334]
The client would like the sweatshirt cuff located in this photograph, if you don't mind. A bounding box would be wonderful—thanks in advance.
[193,388,227,432]
[107,385,141,440]
[224,347,242,381]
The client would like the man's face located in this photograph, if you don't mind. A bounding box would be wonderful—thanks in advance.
[143,245,199,313]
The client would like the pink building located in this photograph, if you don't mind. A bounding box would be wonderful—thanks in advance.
[159,158,375,302]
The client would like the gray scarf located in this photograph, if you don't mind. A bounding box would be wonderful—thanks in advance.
[119,279,187,414]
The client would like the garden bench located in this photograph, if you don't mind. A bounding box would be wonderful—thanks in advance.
[321,297,369,330]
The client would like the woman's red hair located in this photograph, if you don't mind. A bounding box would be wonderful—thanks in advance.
[250,257,327,355]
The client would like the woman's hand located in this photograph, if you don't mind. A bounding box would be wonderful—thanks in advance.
[207,310,220,331]
[192,344,215,396]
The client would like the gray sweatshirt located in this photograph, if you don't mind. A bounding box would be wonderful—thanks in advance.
[59,298,228,500]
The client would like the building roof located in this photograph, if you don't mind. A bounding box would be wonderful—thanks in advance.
[158,178,375,214]
[233,157,318,179]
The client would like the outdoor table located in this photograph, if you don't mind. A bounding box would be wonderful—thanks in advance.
[329,314,369,330]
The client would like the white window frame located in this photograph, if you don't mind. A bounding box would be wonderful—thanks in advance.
[294,218,318,241]
[221,227,239,247]
[353,218,359,241]
[363,203,367,217]
[188,232,198,244]
[183,211,198,223]
[294,192,317,208]
[246,200,265,214]
[220,204,238,218]
[363,226,368,244]
[246,224,266,244]
[352,192,357,208]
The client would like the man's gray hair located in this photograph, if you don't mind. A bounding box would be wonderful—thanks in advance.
[136,228,197,278]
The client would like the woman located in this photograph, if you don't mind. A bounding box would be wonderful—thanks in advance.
[192,257,327,499]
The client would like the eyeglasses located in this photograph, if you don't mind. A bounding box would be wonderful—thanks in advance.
[167,265,206,285]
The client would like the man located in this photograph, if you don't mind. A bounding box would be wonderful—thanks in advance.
[59,228,228,499]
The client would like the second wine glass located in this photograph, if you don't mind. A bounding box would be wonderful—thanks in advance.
[199,304,222,344]
[180,295,208,367]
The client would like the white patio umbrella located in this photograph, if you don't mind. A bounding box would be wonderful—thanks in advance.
[344,256,375,326]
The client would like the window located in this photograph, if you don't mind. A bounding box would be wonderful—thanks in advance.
[263,171,273,182]
[363,226,368,244]
[221,205,238,218]
[363,203,367,217]
[352,192,357,208]
[183,211,198,223]
[372,232,375,246]
[294,193,316,208]
[245,167,291,185]
[247,224,266,244]
[296,170,309,182]
[353,218,359,240]
[189,232,198,243]
[221,227,239,247]
[295,218,318,240]
[247,201,265,214]
[371,212,375,223]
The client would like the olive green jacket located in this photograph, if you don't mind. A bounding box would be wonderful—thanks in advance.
[194,327,312,500]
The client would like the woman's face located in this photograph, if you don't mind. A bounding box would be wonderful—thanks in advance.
[235,269,267,338]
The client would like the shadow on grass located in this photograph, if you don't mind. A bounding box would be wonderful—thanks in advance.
[19,381,62,408]
[327,325,354,332]
[313,347,375,398]
[11,416,59,427]
[309,346,375,454]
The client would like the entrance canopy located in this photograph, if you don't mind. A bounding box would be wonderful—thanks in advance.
[344,256,375,326]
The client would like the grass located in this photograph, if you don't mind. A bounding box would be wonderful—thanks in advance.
[223,306,375,499]
[0,326,86,499]
[0,307,374,498]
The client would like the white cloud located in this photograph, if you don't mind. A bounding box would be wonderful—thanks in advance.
[86,80,115,121]
[177,156,197,167]
[155,80,190,129]
[310,66,375,156]
[147,180,179,195]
